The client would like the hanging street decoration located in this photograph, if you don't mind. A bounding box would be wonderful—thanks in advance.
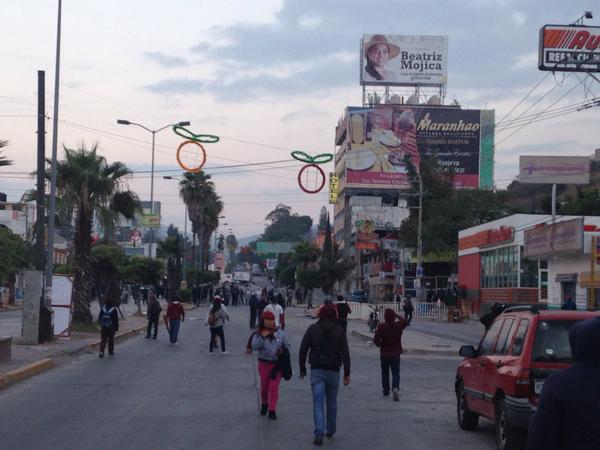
[172,125,220,173]
[290,151,334,194]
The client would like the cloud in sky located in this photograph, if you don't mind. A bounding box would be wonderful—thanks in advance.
[145,78,204,94]
[143,51,189,68]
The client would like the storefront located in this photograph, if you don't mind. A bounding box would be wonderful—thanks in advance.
[458,214,600,313]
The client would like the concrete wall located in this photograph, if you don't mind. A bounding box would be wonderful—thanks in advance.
[548,255,589,310]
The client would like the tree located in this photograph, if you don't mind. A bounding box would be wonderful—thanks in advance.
[226,233,238,255]
[0,140,12,167]
[0,227,30,304]
[261,204,313,242]
[560,188,600,215]
[179,171,223,273]
[52,144,138,323]
[121,257,163,286]
[158,224,184,296]
[322,213,333,261]
[91,243,125,302]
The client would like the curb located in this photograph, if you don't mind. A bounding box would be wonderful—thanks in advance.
[0,323,148,392]
[0,358,54,390]
[350,329,459,357]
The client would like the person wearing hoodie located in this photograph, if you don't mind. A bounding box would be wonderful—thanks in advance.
[527,316,600,450]
[204,296,230,354]
[165,296,185,345]
[299,304,351,446]
[373,309,406,401]
[247,310,290,420]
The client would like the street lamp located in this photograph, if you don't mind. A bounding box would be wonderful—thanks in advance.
[117,119,190,253]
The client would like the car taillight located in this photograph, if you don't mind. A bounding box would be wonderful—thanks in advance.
[515,368,531,397]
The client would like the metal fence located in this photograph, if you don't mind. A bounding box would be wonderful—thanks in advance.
[347,302,448,321]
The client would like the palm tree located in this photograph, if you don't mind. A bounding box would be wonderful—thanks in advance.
[157,226,183,295]
[0,140,12,167]
[179,171,223,273]
[53,144,139,323]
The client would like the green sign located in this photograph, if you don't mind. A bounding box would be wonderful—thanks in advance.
[256,242,297,254]
[140,214,161,228]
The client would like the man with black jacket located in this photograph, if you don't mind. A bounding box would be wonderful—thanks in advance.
[98,299,119,358]
[145,289,162,339]
[528,317,600,450]
[299,304,351,446]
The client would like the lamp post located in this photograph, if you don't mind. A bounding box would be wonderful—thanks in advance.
[117,119,190,254]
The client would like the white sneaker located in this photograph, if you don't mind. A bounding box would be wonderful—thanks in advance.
[222,351,230,355]
[208,352,214,356]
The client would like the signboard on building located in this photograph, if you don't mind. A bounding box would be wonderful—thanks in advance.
[519,155,590,185]
[256,242,297,254]
[524,218,584,258]
[214,252,225,272]
[360,34,448,86]
[140,213,161,228]
[538,25,600,72]
[352,206,409,232]
[329,173,339,204]
[343,105,494,189]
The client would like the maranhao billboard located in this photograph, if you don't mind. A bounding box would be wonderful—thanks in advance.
[342,105,494,189]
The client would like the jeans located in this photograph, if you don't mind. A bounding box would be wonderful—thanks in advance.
[100,328,115,355]
[169,319,181,343]
[209,326,225,352]
[380,355,400,395]
[258,361,282,411]
[146,315,159,338]
[310,369,340,439]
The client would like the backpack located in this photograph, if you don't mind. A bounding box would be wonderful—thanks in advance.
[100,307,115,329]
[208,310,218,327]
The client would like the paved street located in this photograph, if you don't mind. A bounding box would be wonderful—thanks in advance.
[0,306,496,450]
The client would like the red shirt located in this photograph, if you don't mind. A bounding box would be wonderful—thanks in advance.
[166,302,185,321]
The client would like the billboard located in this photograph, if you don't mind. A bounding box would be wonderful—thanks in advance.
[524,218,583,258]
[256,242,297,254]
[539,25,600,72]
[352,206,409,232]
[519,156,590,185]
[140,213,161,228]
[343,105,494,189]
[360,34,448,86]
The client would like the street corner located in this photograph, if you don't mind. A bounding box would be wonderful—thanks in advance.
[0,358,54,390]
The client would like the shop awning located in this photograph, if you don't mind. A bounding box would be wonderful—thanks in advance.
[555,273,578,283]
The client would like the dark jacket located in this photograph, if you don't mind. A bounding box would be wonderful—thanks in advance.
[97,306,119,332]
[299,319,350,377]
[373,309,406,357]
[271,347,293,381]
[527,317,600,450]
[147,299,162,318]
[336,302,352,320]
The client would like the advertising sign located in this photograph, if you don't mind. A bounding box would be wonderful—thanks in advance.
[352,206,409,232]
[344,105,492,188]
[256,242,297,254]
[140,213,161,228]
[539,25,600,72]
[360,34,448,86]
[519,155,590,185]
[524,218,584,258]
[329,173,339,204]
[214,252,225,271]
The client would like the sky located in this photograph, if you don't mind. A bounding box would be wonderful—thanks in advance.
[1,0,599,239]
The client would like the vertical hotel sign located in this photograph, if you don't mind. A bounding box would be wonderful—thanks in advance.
[329,173,339,204]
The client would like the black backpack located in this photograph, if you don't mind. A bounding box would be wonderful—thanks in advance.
[100,307,115,329]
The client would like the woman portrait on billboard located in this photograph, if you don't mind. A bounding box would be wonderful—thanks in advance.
[363,35,399,82]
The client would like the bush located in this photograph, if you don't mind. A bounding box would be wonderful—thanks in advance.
[178,288,192,303]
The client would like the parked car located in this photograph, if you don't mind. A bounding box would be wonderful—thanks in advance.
[350,290,369,303]
[455,305,600,450]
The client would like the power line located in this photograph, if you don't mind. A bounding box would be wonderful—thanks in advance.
[496,73,551,126]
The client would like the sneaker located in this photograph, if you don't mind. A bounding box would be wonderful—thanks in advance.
[326,433,334,439]
[268,410,277,420]
[222,351,229,355]
[313,437,323,446]
[260,404,268,416]
[99,352,104,359]
[208,352,214,356]
[393,388,399,401]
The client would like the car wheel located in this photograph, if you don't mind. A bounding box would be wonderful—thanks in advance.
[456,382,479,430]
[495,398,526,450]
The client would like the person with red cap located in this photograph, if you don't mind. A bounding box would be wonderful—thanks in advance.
[373,308,407,401]
[299,304,351,446]
[204,295,230,354]
[248,310,290,420]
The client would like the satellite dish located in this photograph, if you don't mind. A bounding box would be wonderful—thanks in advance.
[427,95,441,105]
[406,94,419,105]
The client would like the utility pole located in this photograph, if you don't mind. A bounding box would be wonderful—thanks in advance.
[416,173,424,301]
[35,70,46,271]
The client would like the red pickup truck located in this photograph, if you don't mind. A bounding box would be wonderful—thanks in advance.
[455,306,600,450]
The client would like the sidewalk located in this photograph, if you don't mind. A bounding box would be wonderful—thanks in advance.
[0,300,195,390]
[349,320,465,357]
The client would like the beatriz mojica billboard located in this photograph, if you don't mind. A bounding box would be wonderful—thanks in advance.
[361,34,448,86]
[341,105,495,189]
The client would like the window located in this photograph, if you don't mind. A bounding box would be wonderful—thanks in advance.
[480,246,519,288]
[533,320,578,362]
[479,320,504,356]
[495,318,515,354]
[511,319,530,356]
